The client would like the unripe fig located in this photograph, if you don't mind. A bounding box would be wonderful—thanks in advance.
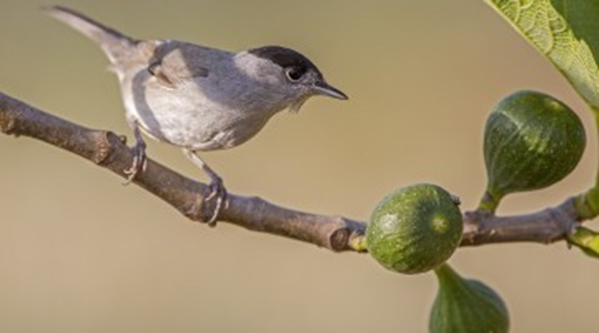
[366,184,462,274]
[430,264,509,333]
[481,90,586,212]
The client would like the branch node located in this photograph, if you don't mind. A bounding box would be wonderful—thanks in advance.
[329,228,350,252]
[91,131,118,166]
[0,113,17,136]
[546,203,577,243]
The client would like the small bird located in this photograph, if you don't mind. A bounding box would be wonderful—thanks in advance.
[47,6,348,224]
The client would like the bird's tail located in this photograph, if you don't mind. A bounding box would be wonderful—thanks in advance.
[45,6,138,66]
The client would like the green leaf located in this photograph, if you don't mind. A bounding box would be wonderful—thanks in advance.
[568,226,599,258]
[551,0,599,65]
[487,0,599,109]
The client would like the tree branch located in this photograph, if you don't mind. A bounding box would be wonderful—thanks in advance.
[0,92,587,252]
[461,198,581,246]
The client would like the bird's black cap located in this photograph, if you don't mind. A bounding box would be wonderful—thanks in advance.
[248,46,322,78]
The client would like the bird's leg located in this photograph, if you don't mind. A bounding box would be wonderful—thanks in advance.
[123,120,148,184]
[183,149,228,226]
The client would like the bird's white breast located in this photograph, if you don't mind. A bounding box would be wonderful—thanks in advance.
[120,63,280,151]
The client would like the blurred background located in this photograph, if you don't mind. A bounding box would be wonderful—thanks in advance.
[1,1,598,332]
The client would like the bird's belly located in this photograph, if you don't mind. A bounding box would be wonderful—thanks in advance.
[123,83,271,151]
[162,112,270,151]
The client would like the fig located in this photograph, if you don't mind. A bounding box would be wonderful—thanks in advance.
[481,90,586,212]
[366,184,462,274]
[430,264,510,333]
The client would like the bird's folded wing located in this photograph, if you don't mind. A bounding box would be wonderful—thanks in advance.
[147,41,211,88]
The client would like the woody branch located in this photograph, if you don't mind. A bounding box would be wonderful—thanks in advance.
[0,92,585,252]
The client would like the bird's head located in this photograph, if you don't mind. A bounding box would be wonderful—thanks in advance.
[236,46,348,112]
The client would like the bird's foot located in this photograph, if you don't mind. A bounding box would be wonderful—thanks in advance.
[123,142,147,185]
[203,176,228,226]
[187,177,228,226]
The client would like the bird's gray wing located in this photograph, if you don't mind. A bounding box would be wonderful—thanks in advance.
[147,41,219,88]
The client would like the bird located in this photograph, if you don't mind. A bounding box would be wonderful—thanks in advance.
[46,6,348,225]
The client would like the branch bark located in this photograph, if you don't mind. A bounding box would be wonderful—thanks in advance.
[0,92,587,252]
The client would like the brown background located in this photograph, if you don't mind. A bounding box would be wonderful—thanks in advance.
[1,1,598,332]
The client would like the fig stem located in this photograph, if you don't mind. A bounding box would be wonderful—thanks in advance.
[477,190,502,214]
[575,190,599,220]
[434,264,465,290]
[348,235,368,252]
[580,109,599,219]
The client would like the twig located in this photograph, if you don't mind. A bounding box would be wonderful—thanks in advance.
[0,92,586,252]
[461,198,581,246]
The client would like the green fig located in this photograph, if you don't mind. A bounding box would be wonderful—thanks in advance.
[430,264,509,333]
[481,90,586,213]
[366,184,463,274]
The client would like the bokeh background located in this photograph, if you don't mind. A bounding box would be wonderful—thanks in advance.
[1,1,598,332]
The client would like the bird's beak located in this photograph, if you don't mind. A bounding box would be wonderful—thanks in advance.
[313,81,349,100]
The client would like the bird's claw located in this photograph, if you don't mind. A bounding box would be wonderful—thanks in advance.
[203,177,228,226]
[123,143,147,185]
[180,148,228,226]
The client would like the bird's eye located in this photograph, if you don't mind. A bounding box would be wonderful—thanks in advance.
[285,67,304,82]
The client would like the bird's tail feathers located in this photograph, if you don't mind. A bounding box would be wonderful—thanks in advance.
[45,6,137,65]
